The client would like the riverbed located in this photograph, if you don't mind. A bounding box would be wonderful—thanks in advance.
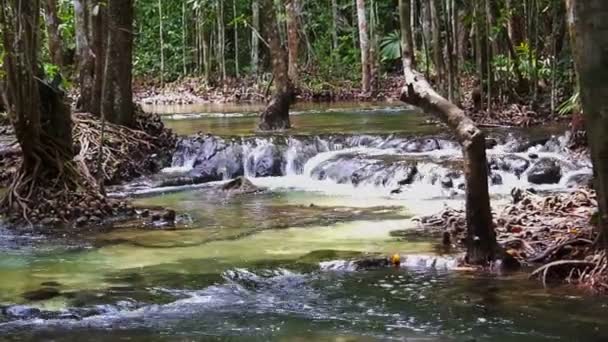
[0,103,606,341]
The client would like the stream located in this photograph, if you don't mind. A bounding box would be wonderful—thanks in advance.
[1,102,607,341]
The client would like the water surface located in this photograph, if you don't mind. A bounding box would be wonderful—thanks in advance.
[0,103,605,341]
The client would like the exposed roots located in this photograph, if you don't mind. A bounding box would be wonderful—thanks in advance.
[0,110,176,227]
[73,109,176,184]
[0,139,125,227]
[414,188,608,292]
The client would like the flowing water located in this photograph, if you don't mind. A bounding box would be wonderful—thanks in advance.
[1,103,607,341]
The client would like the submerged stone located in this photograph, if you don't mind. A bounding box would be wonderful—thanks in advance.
[21,287,61,301]
[221,176,261,194]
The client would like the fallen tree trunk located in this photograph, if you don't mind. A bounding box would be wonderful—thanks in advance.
[400,67,498,265]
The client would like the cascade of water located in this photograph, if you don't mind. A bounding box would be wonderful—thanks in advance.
[149,133,592,200]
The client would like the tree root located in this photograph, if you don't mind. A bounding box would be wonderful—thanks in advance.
[0,110,175,227]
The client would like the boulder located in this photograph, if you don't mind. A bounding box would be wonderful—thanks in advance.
[490,173,503,185]
[489,154,530,176]
[565,173,593,188]
[245,144,284,177]
[527,158,562,185]
[221,176,261,194]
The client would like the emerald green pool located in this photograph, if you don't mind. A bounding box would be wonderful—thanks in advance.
[0,103,606,341]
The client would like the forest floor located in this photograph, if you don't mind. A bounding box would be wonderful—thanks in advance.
[414,187,608,294]
[134,73,571,129]
[0,109,177,228]
[134,75,404,106]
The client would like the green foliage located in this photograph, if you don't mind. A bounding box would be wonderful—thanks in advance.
[558,91,580,116]
[379,31,400,62]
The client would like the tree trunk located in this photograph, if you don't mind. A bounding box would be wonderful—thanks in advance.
[0,0,77,220]
[398,0,415,70]
[331,0,339,51]
[251,0,260,76]
[43,0,64,68]
[101,0,134,127]
[429,0,444,90]
[566,0,608,247]
[400,68,497,265]
[421,0,432,79]
[233,0,239,78]
[286,0,299,85]
[258,0,293,131]
[217,0,226,81]
[158,0,165,87]
[355,0,371,93]
[74,0,93,111]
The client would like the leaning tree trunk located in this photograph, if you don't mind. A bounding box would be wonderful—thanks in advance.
[257,0,293,131]
[101,0,134,127]
[355,0,371,93]
[567,0,608,247]
[43,0,64,68]
[400,67,498,264]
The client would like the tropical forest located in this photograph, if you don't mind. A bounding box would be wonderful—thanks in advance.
[1,0,608,340]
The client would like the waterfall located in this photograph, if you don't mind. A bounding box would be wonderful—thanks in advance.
[139,132,593,199]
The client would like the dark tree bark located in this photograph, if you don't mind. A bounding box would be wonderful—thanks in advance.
[74,0,133,127]
[74,0,106,116]
[567,0,608,247]
[400,67,498,265]
[101,0,134,127]
[43,0,64,68]
[0,0,76,220]
[258,0,293,131]
[73,0,95,113]
[286,0,300,85]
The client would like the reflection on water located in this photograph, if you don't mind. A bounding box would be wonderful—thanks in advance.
[154,102,438,136]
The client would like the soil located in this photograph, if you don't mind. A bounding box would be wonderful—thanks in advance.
[134,75,405,106]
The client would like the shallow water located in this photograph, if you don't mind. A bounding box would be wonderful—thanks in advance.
[149,102,438,136]
[1,103,606,341]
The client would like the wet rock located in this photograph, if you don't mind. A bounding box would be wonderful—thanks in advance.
[402,138,441,153]
[221,176,261,194]
[75,216,88,226]
[440,177,454,189]
[246,144,284,177]
[353,257,390,270]
[161,209,176,222]
[490,173,503,185]
[311,153,417,187]
[489,154,530,176]
[397,165,418,185]
[2,305,41,319]
[40,281,62,287]
[485,138,498,149]
[174,136,245,182]
[22,287,61,301]
[565,173,593,188]
[527,158,562,185]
